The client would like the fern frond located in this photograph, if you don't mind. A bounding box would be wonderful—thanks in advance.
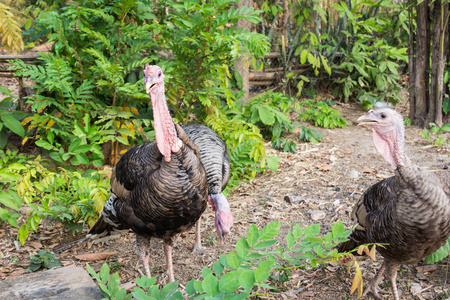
[0,3,24,53]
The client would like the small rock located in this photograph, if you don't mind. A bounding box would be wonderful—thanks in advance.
[443,165,448,170]
[347,169,359,179]
[416,264,438,273]
[334,187,341,192]
[410,282,422,296]
[309,210,326,221]
[284,196,305,205]
[332,199,340,206]
[416,272,428,281]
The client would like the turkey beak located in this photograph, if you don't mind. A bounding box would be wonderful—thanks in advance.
[145,79,157,94]
[357,111,378,126]
[143,65,157,93]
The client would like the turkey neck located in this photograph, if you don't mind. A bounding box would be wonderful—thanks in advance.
[150,84,178,162]
[374,120,406,169]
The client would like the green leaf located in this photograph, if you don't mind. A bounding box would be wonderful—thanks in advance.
[236,237,249,259]
[239,270,255,290]
[258,105,275,125]
[0,127,7,149]
[202,274,219,296]
[253,239,278,249]
[247,224,259,247]
[1,114,24,137]
[74,153,90,165]
[68,139,82,153]
[258,221,280,240]
[425,238,450,263]
[212,260,224,275]
[266,155,280,172]
[0,191,21,210]
[99,263,110,283]
[35,140,54,150]
[193,280,204,293]
[185,280,196,295]
[108,272,120,295]
[160,280,180,299]
[300,49,308,64]
[254,259,275,282]
[18,223,29,245]
[115,136,129,145]
[292,224,303,239]
[227,251,241,270]
[287,232,295,249]
[304,223,321,238]
[332,221,345,239]
[202,266,213,279]
[86,263,98,280]
[132,287,152,300]
[234,69,243,90]
[218,271,241,293]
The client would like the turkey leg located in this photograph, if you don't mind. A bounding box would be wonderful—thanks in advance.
[136,234,152,278]
[193,217,202,252]
[164,241,175,282]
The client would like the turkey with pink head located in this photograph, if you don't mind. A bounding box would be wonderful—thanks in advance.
[89,65,208,282]
[338,108,450,300]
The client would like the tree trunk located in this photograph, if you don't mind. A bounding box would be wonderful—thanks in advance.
[410,0,430,127]
[235,0,253,108]
[429,0,449,126]
[409,0,449,127]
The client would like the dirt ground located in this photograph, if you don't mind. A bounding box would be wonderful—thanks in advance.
[0,77,449,299]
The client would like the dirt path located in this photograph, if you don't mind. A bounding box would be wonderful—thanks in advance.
[0,88,449,298]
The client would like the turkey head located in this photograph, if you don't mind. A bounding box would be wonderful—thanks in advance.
[209,193,233,241]
[144,64,181,162]
[357,108,406,168]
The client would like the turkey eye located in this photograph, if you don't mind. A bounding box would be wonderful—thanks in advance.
[158,73,161,77]
[381,113,386,118]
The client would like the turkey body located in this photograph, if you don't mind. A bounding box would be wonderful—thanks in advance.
[181,124,230,196]
[339,165,450,263]
[90,123,208,241]
[338,108,450,300]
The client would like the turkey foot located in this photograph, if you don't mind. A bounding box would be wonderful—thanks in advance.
[362,262,387,300]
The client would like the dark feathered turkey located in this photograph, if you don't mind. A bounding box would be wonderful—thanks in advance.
[338,108,450,300]
[89,65,208,282]
[181,124,233,251]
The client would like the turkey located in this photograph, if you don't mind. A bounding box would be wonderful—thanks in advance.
[338,108,450,300]
[181,124,233,251]
[89,65,208,282]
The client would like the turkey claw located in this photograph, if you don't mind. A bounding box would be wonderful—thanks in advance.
[362,284,387,300]
[192,243,204,254]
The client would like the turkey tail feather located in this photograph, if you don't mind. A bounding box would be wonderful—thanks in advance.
[89,214,114,235]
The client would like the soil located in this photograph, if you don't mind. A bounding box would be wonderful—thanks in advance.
[0,77,449,299]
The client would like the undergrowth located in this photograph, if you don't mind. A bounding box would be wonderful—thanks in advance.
[0,150,110,244]
[88,221,358,299]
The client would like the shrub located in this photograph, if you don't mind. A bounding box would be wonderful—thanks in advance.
[0,150,28,227]
[298,99,347,129]
[15,161,110,244]
[88,221,353,299]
